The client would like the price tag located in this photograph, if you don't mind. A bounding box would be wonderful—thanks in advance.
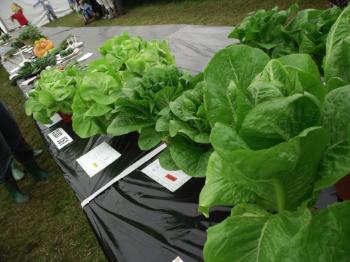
[142,159,191,192]
[76,142,121,177]
[48,128,73,149]
[44,113,62,128]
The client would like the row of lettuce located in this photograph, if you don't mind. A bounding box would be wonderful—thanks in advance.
[24,5,350,261]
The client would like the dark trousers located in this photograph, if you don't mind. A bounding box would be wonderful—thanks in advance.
[0,101,33,184]
[45,5,58,21]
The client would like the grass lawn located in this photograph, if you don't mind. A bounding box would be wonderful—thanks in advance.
[46,0,327,28]
[0,65,105,261]
[1,0,327,261]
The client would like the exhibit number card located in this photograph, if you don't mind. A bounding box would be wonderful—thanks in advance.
[142,159,191,192]
[48,128,73,149]
[76,142,121,177]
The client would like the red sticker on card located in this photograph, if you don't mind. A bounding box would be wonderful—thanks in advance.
[165,174,178,182]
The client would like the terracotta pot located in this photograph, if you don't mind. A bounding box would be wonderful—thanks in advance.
[335,174,350,200]
[58,112,72,123]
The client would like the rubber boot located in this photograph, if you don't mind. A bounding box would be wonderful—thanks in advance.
[12,149,42,181]
[33,149,43,157]
[22,159,53,181]
[11,160,26,181]
[3,174,30,204]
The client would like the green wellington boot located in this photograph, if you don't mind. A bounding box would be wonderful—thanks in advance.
[22,159,53,181]
[3,177,30,204]
[11,161,26,181]
[33,149,43,157]
[12,149,43,181]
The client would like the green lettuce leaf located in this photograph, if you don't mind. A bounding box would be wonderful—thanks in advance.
[207,123,327,212]
[168,136,212,177]
[204,45,269,126]
[198,152,257,217]
[316,85,350,191]
[24,63,82,124]
[275,201,350,261]
[204,204,311,262]
[205,201,350,262]
[324,5,350,84]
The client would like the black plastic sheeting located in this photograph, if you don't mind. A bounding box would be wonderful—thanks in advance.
[85,173,229,262]
[33,117,230,262]
[0,24,235,261]
[37,121,145,201]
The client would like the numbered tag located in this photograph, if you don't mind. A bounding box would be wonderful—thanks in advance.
[48,128,73,149]
[142,159,191,192]
[76,142,121,177]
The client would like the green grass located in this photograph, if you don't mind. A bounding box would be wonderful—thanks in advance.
[46,0,327,28]
[1,0,327,260]
[0,64,105,261]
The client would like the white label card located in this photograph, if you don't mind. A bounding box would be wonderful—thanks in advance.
[44,113,62,128]
[172,256,184,262]
[142,159,191,192]
[48,128,73,149]
[76,142,121,177]
[77,52,93,62]
[20,76,37,86]
[10,66,20,74]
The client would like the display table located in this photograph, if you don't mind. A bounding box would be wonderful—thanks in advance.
[1,25,234,261]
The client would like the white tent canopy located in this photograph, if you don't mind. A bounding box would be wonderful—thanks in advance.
[0,0,71,29]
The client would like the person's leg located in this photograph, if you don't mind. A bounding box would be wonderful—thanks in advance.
[46,10,53,22]
[0,127,13,184]
[0,132,30,203]
[105,0,115,10]
[0,101,52,181]
[90,0,102,18]
[101,0,115,17]
[113,0,124,15]
[0,101,29,155]
[48,5,58,19]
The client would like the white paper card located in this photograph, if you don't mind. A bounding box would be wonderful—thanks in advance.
[44,113,62,128]
[76,142,121,177]
[172,256,184,262]
[20,76,37,86]
[48,128,73,149]
[10,66,20,74]
[77,52,93,62]
[142,159,191,192]
[9,73,18,80]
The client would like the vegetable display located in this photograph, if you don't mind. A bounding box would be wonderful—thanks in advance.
[0,33,10,44]
[18,6,350,259]
[59,48,74,58]
[24,63,82,124]
[34,38,55,58]
[201,6,350,261]
[155,75,213,177]
[72,32,177,138]
[229,4,341,70]
[18,25,45,44]
[10,39,25,49]
[11,49,59,85]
